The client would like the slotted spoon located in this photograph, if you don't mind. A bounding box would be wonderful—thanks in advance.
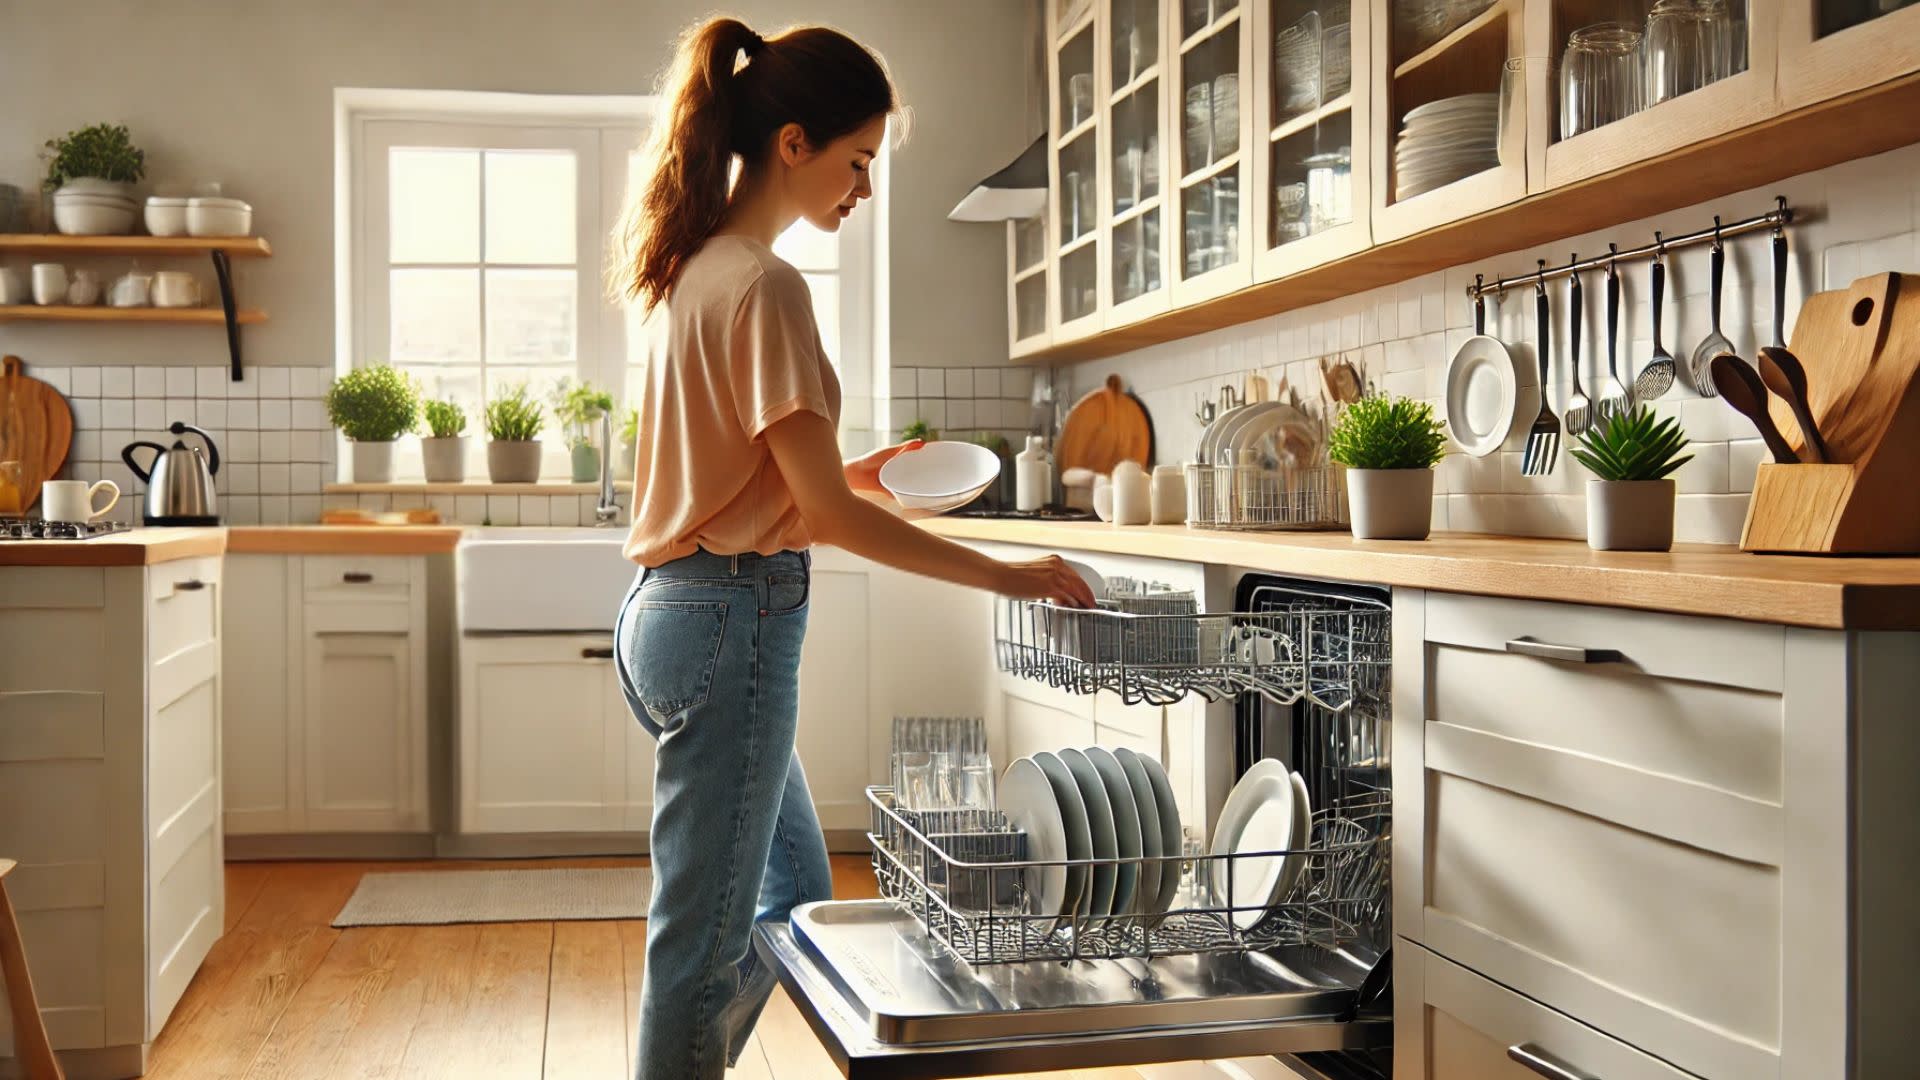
[1634,245,1677,400]
[1690,232,1733,396]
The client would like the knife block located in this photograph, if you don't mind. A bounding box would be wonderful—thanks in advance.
[1741,272,1920,554]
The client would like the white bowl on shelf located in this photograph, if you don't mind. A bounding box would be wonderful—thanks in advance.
[879,440,1000,513]
[52,197,137,236]
[145,196,190,237]
[186,197,252,237]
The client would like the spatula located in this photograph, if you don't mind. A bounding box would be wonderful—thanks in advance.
[1710,353,1797,464]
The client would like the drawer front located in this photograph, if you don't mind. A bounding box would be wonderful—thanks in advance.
[1423,769,1779,1080]
[303,555,412,603]
[149,556,220,662]
[1400,943,1699,1080]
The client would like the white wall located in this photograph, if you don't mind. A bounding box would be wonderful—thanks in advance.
[0,0,1032,374]
[1067,141,1920,546]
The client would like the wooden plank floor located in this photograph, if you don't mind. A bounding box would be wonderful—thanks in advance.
[139,854,1164,1080]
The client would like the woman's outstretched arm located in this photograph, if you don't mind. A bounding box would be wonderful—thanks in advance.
[764,410,1095,607]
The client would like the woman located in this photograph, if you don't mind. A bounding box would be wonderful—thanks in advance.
[609,16,1095,1079]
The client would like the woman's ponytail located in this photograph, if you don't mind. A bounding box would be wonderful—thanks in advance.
[613,17,764,312]
[613,16,900,312]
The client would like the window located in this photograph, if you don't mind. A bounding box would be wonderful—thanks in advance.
[342,89,886,482]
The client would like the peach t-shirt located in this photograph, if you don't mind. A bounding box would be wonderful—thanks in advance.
[623,235,841,567]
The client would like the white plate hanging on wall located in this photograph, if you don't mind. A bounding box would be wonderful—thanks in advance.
[1445,290,1538,457]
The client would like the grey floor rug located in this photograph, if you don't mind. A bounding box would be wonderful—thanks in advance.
[332,867,653,927]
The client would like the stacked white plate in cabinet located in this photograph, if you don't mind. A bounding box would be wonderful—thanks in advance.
[999,748,1184,932]
[1394,92,1499,201]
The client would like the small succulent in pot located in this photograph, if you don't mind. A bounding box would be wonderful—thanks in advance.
[420,398,469,484]
[1571,406,1691,551]
[1327,393,1447,541]
[484,383,546,483]
[326,363,420,484]
[549,378,615,483]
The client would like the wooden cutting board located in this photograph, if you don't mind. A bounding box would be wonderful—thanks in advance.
[0,355,74,514]
[1056,374,1153,476]
[1768,273,1914,464]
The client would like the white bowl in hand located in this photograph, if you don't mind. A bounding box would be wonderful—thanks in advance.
[879,440,1000,513]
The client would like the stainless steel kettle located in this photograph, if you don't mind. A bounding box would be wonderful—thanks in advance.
[122,422,220,525]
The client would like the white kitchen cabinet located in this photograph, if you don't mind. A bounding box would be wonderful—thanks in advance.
[0,558,223,1078]
[459,635,625,834]
[1393,588,1920,1080]
[221,553,430,839]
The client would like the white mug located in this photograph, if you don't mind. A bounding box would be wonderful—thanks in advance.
[152,271,201,308]
[31,263,67,306]
[42,479,120,524]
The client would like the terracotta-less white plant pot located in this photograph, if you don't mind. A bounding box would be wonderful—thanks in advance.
[421,436,467,483]
[1346,467,1435,540]
[488,439,542,483]
[1586,479,1675,551]
[350,439,396,484]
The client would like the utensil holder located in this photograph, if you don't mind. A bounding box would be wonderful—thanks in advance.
[1740,273,1920,554]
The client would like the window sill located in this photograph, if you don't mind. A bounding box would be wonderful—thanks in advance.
[326,481,634,496]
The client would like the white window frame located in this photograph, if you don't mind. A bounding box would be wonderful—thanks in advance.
[336,87,886,480]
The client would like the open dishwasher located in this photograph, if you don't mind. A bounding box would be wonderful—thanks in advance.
[753,571,1393,1079]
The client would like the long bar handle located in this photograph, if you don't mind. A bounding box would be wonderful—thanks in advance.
[174,579,207,592]
[581,646,615,660]
[1504,637,1621,664]
[342,571,375,584]
[1508,1043,1599,1080]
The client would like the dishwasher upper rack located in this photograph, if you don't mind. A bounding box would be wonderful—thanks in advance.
[866,786,1391,966]
[994,584,1391,710]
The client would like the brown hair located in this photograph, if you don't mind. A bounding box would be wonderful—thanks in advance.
[612,17,901,312]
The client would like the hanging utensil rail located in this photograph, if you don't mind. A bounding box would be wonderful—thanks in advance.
[1466,197,1793,300]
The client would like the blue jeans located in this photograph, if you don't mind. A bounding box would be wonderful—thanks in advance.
[613,548,835,1080]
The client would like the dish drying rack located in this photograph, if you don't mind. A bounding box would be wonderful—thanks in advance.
[867,785,1390,965]
[995,581,1390,709]
[1185,462,1349,530]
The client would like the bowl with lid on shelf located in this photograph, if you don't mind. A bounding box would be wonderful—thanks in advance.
[186,197,252,237]
[145,196,189,236]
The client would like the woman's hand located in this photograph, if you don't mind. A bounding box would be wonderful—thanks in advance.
[997,555,1097,608]
[844,439,923,495]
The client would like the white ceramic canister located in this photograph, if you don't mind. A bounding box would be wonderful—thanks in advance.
[1150,464,1187,524]
[1014,435,1052,512]
[1111,460,1151,525]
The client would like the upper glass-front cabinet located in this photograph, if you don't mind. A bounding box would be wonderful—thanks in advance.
[1777,0,1920,109]
[1172,0,1255,305]
[1051,0,1105,341]
[1253,0,1373,278]
[1008,215,1051,358]
[1370,0,1527,241]
[1108,0,1171,321]
[1534,0,1778,187]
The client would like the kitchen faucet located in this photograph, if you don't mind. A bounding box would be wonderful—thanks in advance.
[594,410,621,525]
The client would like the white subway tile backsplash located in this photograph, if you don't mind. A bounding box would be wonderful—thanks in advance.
[1671,440,1730,494]
[1675,494,1750,545]
[1727,438,1766,493]
[227,400,260,428]
[487,495,519,526]
[166,367,196,397]
[290,495,322,524]
[291,366,326,399]
[948,401,976,428]
[133,398,164,429]
[259,495,291,525]
[101,367,133,397]
[974,368,1000,398]
[292,400,326,430]
[260,367,291,397]
[196,367,227,398]
[260,430,291,462]
[519,495,550,526]
[456,495,488,525]
[135,366,165,397]
[920,369,945,398]
[226,495,261,525]
[103,399,134,428]
[259,464,291,495]
[894,368,917,397]
[549,495,581,526]
[293,431,325,462]
[260,400,291,430]
[947,369,974,398]
[225,464,259,495]
[291,464,320,493]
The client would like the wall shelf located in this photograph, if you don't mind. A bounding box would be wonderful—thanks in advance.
[0,233,272,380]
[0,305,266,325]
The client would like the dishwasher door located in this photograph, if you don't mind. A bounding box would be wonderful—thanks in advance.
[754,900,1390,1080]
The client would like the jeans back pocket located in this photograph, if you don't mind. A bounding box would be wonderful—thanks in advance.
[626,598,728,721]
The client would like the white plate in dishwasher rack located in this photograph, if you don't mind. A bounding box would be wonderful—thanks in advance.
[1032,752,1096,933]
[1059,749,1122,925]
[1209,759,1298,930]
[999,758,1073,932]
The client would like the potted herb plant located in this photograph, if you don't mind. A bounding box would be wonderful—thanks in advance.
[325,363,420,484]
[549,378,615,483]
[619,407,639,476]
[1572,406,1691,551]
[1327,393,1447,541]
[485,383,545,483]
[42,123,145,235]
[420,398,468,483]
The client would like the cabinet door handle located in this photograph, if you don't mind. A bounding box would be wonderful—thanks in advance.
[581,646,615,660]
[1504,637,1622,664]
[175,579,207,592]
[1507,1044,1598,1080]
[342,571,375,584]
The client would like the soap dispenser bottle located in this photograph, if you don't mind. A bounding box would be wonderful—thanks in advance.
[1015,435,1052,512]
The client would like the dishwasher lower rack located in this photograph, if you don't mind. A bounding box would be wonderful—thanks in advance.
[994,583,1390,709]
[867,786,1389,966]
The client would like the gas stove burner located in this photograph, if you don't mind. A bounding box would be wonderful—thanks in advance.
[0,517,135,540]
